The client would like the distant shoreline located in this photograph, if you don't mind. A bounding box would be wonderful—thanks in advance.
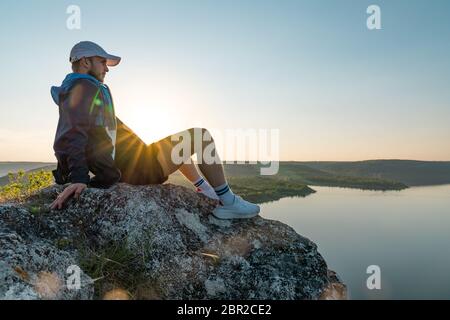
[2,160,450,194]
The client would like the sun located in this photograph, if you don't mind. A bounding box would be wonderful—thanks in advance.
[110,70,212,145]
[121,104,180,145]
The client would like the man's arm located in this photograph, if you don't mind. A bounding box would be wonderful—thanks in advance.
[65,80,99,183]
[51,80,99,210]
[51,183,87,210]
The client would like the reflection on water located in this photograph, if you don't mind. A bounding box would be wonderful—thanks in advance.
[260,184,450,300]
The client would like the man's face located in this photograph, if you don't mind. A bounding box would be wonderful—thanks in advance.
[87,56,109,82]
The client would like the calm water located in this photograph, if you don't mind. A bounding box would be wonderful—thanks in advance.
[260,184,450,300]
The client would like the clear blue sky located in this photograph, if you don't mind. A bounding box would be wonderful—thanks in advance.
[0,0,449,161]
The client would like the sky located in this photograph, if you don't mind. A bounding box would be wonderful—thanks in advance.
[0,0,449,162]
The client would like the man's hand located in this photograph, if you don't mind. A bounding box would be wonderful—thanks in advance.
[50,183,87,210]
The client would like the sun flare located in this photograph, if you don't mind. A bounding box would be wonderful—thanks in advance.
[123,105,177,144]
[111,72,211,145]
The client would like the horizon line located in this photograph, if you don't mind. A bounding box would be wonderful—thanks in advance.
[1,158,450,163]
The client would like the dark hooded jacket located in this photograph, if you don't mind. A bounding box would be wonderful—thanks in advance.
[50,73,121,188]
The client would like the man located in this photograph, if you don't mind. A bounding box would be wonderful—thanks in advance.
[50,41,260,219]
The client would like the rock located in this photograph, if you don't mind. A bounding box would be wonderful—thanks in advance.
[0,183,346,300]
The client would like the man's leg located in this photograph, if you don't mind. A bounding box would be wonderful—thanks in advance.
[153,128,260,219]
[178,163,201,182]
[154,128,227,187]
[178,163,218,200]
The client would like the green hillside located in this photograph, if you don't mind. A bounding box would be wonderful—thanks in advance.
[0,162,55,178]
[0,164,56,186]
[167,172,315,204]
[0,161,409,191]
[5,159,447,204]
[6,159,449,200]
[222,163,407,191]
[300,160,450,186]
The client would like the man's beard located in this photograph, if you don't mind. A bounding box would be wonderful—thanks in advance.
[88,70,103,83]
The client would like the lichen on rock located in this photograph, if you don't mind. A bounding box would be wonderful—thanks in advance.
[0,183,346,300]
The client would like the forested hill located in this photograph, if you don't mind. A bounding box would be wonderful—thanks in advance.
[299,160,450,186]
[2,160,449,189]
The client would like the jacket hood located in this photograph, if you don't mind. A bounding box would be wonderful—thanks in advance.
[51,73,101,105]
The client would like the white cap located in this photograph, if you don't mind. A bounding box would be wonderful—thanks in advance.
[70,41,121,66]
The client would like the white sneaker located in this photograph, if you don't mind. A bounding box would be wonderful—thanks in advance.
[196,187,220,200]
[212,195,260,220]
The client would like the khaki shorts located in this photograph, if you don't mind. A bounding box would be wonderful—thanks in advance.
[114,119,168,185]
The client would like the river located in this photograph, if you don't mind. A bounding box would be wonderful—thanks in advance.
[260,184,450,299]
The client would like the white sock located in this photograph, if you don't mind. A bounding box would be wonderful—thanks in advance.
[214,182,235,206]
[193,177,218,200]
